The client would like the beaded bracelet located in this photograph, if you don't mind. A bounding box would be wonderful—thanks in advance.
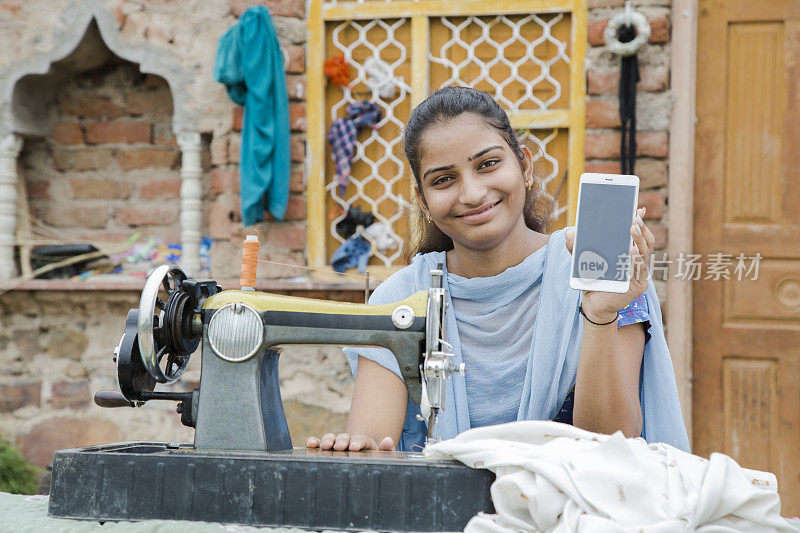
[579,305,618,326]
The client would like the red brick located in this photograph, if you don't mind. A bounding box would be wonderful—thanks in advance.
[52,122,83,144]
[232,105,244,132]
[40,204,108,228]
[52,148,113,171]
[125,91,173,115]
[26,180,50,200]
[266,223,306,250]
[229,134,241,163]
[639,66,669,92]
[290,135,305,162]
[585,100,621,128]
[584,132,620,159]
[650,223,667,250]
[0,381,41,412]
[17,417,122,468]
[230,0,305,18]
[289,103,306,132]
[0,3,22,17]
[209,196,236,239]
[264,194,305,221]
[116,149,179,171]
[588,19,609,47]
[49,380,89,410]
[70,178,133,200]
[139,177,182,199]
[649,14,671,43]
[85,121,151,144]
[289,166,304,193]
[210,167,239,195]
[285,45,305,74]
[153,123,176,146]
[637,131,668,158]
[116,205,179,226]
[584,160,621,174]
[588,67,669,95]
[637,190,666,219]
[58,95,124,119]
[210,136,229,166]
[286,74,306,100]
[637,158,668,190]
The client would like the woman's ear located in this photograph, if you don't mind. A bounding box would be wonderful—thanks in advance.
[414,186,429,217]
[520,145,535,182]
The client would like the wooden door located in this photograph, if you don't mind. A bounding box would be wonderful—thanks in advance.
[694,0,800,514]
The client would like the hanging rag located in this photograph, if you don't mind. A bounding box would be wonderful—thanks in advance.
[618,23,640,175]
[327,101,383,196]
[335,205,375,239]
[214,6,290,226]
[363,221,396,252]
[330,234,371,274]
[425,421,792,533]
[342,226,690,452]
[324,54,352,87]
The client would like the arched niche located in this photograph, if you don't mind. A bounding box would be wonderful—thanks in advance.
[0,0,202,278]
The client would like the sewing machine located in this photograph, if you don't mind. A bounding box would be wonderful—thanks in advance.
[47,263,494,530]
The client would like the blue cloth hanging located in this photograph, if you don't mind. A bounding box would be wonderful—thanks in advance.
[330,235,371,274]
[214,6,290,226]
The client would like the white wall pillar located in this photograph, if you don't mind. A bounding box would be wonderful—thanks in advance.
[177,131,201,275]
[0,134,23,280]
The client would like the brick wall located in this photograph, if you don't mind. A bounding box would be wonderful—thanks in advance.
[23,60,183,245]
[585,0,671,304]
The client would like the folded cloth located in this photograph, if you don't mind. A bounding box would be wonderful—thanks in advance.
[330,234,370,274]
[214,6,290,226]
[424,420,792,533]
[327,101,383,195]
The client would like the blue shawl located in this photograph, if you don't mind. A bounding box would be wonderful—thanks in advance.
[343,227,690,452]
[214,6,290,226]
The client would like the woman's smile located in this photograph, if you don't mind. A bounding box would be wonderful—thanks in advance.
[457,199,502,223]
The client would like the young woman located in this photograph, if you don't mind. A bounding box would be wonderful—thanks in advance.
[306,87,689,453]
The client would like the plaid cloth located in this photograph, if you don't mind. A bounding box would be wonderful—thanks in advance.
[327,101,383,195]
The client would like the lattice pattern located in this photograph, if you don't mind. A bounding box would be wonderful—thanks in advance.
[326,19,414,267]
[520,129,570,228]
[429,14,571,112]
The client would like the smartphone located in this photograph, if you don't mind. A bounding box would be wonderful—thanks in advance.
[569,173,639,293]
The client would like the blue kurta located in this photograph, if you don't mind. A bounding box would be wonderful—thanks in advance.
[342,227,689,452]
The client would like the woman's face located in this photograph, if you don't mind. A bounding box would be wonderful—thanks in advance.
[415,113,532,251]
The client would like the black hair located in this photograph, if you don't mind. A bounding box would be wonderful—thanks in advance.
[402,86,553,262]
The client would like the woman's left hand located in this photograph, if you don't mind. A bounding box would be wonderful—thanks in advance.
[565,207,654,323]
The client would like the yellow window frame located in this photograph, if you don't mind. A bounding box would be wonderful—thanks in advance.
[306,0,587,282]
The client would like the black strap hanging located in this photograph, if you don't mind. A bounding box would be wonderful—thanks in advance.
[618,23,640,175]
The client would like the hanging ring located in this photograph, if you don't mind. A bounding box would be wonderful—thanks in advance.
[604,7,651,57]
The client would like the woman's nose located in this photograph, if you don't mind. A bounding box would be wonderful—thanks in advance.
[458,173,487,205]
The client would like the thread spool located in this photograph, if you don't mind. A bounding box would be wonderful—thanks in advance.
[241,235,259,291]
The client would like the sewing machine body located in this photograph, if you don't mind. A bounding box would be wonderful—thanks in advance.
[195,290,428,451]
[48,265,490,530]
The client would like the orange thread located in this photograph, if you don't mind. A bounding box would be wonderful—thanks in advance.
[324,55,351,87]
[241,236,260,288]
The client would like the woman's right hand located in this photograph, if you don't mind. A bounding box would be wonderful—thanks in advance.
[305,432,396,452]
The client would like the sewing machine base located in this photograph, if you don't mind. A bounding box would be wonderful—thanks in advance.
[47,441,495,531]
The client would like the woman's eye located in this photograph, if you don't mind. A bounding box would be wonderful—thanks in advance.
[432,176,453,186]
[479,159,499,170]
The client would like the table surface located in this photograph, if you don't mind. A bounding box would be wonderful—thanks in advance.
[3,492,799,532]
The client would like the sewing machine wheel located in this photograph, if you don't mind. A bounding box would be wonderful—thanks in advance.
[116,309,156,401]
[137,264,200,383]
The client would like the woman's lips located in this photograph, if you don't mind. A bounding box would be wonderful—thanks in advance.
[457,200,501,222]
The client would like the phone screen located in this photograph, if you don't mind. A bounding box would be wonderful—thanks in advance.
[572,183,637,282]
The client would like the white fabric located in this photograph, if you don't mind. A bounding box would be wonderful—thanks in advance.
[424,421,792,533]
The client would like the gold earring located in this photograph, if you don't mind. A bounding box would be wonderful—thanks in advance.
[526,181,532,191]
[426,214,432,223]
